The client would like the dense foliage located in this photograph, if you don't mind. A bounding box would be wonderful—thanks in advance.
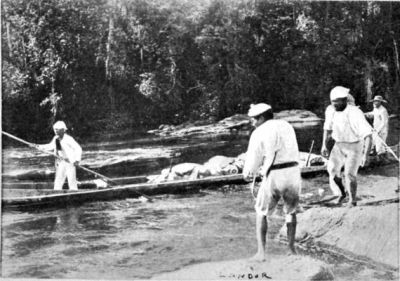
[2,0,400,140]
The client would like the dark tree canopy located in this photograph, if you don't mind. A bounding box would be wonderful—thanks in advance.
[2,0,399,140]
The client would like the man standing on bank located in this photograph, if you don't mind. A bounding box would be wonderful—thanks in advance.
[243,103,301,261]
[321,86,373,206]
[365,95,389,160]
[35,121,82,190]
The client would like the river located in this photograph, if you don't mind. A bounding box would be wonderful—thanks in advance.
[1,122,398,279]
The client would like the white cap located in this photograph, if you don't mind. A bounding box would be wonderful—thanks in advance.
[330,86,350,101]
[53,121,67,130]
[248,103,272,117]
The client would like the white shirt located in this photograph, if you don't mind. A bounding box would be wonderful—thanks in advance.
[323,105,335,131]
[324,104,372,143]
[243,119,299,177]
[39,134,82,163]
[366,106,389,134]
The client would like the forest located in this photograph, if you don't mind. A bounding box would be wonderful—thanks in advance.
[2,0,400,140]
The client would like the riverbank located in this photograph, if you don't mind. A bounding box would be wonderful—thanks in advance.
[151,162,399,280]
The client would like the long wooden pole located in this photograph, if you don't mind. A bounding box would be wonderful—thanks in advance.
[372,130,400,162]
[305,140,315,167]
[2,131,153,201]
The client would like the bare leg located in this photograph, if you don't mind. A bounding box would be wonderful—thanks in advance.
[333,176,346,204]
[348,177,358,207]
[286,213,297,254]
[250,213,267,261]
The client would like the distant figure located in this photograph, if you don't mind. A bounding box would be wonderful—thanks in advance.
[35,121,82,190]
[243,103,301,260]
[321,86,372,207]
[365,95,389,157]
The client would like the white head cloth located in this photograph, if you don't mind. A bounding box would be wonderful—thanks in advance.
[330,86,350,101]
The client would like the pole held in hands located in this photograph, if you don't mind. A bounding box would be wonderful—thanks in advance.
[372,130,399,162]
[1,131,154,201]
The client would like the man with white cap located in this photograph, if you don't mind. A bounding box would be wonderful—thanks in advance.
[365,95,389,158]
[243,103,301,260]
[35,121,82,190]
[321,86,372,207]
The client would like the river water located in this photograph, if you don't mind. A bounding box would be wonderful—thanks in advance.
[1,122,398,279]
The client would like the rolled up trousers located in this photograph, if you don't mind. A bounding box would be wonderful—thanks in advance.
[54,161,78,190]
[327,141,363,202]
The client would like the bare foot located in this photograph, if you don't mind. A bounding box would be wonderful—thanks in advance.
[249,252,265,262]
[287,250,296,256]
[346,201,357,208]
[288,245,297,255]
[335,195,346,205]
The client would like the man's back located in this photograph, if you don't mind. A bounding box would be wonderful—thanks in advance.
[252,119,299,164]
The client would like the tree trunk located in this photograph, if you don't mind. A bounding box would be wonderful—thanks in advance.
[364,60,373,103]
[106,15,115,112]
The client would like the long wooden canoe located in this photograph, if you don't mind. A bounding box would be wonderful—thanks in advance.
[2,165,326,211]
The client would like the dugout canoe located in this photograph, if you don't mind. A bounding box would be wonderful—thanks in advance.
[2,165,326,211]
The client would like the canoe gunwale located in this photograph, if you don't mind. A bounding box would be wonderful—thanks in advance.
[2,165,327,210]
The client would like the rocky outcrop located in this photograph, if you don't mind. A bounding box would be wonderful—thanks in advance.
[148,110,322,137]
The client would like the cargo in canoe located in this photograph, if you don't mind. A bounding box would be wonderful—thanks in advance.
[2,165,326,211]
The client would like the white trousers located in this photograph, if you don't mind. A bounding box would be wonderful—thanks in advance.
[255,166,301,217]
[327,141,363,197]
[54,161,78,190]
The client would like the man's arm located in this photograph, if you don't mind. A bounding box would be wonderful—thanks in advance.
[321,129,332,158]
[361,134,372,167]
[67,136,82,165]
[243,131,264,181]
[350,107,373,167]
[321,106,334,158]
[37,137,55,151]
[364,111,374,119]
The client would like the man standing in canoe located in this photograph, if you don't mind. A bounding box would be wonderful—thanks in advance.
[34,121,82,190]
[321,86,373,206]
[243,103,301,260]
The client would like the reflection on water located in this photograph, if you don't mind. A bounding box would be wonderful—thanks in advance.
[2,188,278,279]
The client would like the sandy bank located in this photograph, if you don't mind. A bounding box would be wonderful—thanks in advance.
[279,162,399,269]
[280,204,399,269]
[152,255,334,280]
